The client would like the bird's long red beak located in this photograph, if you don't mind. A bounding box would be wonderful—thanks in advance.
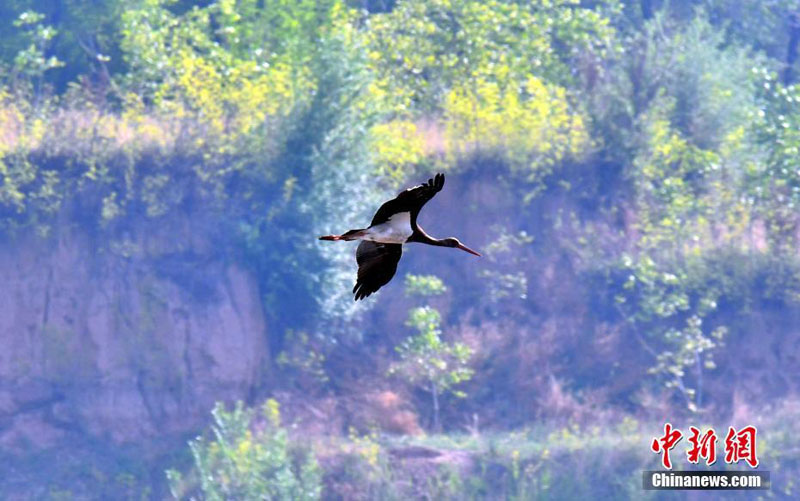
[457,243,481,256]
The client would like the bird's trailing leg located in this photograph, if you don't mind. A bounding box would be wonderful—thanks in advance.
[319,229,367,241]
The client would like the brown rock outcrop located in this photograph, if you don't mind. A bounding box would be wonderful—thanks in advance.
[0,231,269,449]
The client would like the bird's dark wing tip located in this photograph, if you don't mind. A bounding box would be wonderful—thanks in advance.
[431,172,444,191]
[353,285,371,301]
[352,281,369,301]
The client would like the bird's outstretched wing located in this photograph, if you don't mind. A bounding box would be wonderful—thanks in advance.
[353,241,403,300]
[370,173,445,226]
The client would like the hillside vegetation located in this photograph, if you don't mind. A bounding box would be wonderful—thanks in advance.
[1,0,800,498]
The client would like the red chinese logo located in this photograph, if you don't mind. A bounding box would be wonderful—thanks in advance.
[651,424,760,469]
[686,426,718,466]
[724,426,759,468]
[651,422,683,469]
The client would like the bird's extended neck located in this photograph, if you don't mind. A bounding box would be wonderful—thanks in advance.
[409,227,448,246]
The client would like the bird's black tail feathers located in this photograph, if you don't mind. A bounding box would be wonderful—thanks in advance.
[319,229,367,241]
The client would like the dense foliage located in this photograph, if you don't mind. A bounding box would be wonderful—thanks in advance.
[167,400,321,500]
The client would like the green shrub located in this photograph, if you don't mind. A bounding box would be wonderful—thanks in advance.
[166,400,321,501]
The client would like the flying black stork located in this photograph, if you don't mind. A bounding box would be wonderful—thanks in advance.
[319,173,481,300]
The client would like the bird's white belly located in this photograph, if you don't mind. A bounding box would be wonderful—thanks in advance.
[364,212,413,244]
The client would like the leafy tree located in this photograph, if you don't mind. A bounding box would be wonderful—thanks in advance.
[367,0,618,113]
[443,73,589,184]
[10,11,63,81]
[389,274,473,431]
[612,254,727,411]
[0,1,128,90]
[403,274,447,297]
[751,69,800,251]
[363,0,610,195]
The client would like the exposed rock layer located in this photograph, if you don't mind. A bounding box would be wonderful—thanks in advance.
[0,232,269,449]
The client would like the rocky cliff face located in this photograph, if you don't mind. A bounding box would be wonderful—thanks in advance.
[0,230,270,451]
